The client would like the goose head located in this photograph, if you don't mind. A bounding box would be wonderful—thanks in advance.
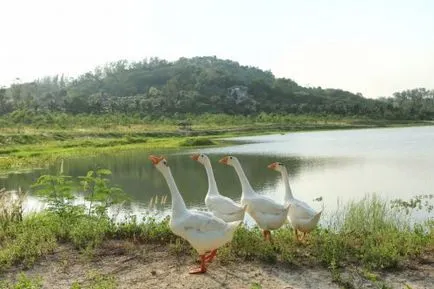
[267,162,286,172]
[190,153,210,165]
[149,155,170,173]
[218,155,237,166]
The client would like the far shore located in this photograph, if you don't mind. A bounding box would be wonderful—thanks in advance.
[1,118,432,174]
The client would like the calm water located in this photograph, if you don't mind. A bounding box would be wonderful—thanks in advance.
[2,126,434,221]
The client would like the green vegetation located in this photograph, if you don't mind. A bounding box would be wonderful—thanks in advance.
[1,170,433,288]
[179,137,216,146]
[0,272,117,289]
[0,131,220,172]
[250,282,262,289]
[70,271,117,289]
[0,273,43,289]
[1,57,433,119]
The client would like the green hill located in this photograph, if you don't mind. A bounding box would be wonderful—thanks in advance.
[1,56,433,119]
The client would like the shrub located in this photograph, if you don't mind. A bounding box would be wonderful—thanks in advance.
[179,137,216,146]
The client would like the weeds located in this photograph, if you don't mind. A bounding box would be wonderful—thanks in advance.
[0,188,24,226]
[179,137,216,146]
[0,273,43,289]
[79,169,129,217]
[31,174,75,216]
[70,271,117,289]
[250,282,262,289]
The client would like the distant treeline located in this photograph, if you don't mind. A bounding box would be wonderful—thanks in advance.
[0,56,433,120]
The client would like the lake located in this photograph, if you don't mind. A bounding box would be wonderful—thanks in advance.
[1,125,434,222]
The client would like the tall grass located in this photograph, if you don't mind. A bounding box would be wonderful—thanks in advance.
[0,188,24,226]
[310,195,433,269]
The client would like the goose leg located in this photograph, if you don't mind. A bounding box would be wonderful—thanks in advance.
[266,230,273,243]
[293,228,299,241]
[263,230,272,242]
[189,254,207,274]
[205,249,217,262]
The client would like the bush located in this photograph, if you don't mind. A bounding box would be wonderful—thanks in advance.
[179,137,216,146]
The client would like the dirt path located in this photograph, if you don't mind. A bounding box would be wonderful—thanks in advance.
[2,241,433,289]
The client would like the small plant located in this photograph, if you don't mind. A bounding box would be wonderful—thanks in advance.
[0,273,43,289]
[250,282,262,289]
[70,272,117,289]
[85,271,117,289]
[79,169,129,217]
[31,161,76,216]
[69,216,111,250]
[0,188,24,226]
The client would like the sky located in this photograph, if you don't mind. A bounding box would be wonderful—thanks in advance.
[0,0,433,98]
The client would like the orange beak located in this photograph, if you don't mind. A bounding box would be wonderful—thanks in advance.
[190,154,200,161]
[219,156,229,165]
[148,155,164,165]
[267,162,278,170]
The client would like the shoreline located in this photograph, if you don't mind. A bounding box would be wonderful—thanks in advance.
[1,120,432,174]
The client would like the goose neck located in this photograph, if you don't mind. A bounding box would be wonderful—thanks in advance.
[160,167,187,217]
[281,167,294,202]
[232,159,254,196]
[204,160,219,195]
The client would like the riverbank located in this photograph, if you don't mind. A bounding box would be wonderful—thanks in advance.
[1,188,433,289]
[2,241,433,289]
[1,114,432,174]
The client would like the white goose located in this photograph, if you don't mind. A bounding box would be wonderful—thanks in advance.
[191,153,246,222]
[149,155,240,274]
[268,162,323,241]
[219,156,289,242]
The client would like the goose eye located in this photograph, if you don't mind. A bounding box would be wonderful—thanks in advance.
[163,161,167,166]
[229,157,232,159]
[201,154,204,157]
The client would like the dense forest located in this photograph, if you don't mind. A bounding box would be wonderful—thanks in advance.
[0,56,433,120]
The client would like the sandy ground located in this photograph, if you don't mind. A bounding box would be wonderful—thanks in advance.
[2,241,433,289]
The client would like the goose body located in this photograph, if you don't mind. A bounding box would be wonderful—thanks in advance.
[149,155,240,273]
[219,156,289,241]
[268,162,323,240]
[191,153,246,223]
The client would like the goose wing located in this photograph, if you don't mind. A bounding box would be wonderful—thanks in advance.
[182,210,228,233]
[207,195,244,215]
[289,198,318,218]
[248,195,288,214]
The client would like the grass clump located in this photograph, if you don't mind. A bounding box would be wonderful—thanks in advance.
[70,271,117,289]
[219,194,434,271]
[179,137,216,147]
[0,273,43,289]
[0,212,58,270]
[306,195,433,270]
